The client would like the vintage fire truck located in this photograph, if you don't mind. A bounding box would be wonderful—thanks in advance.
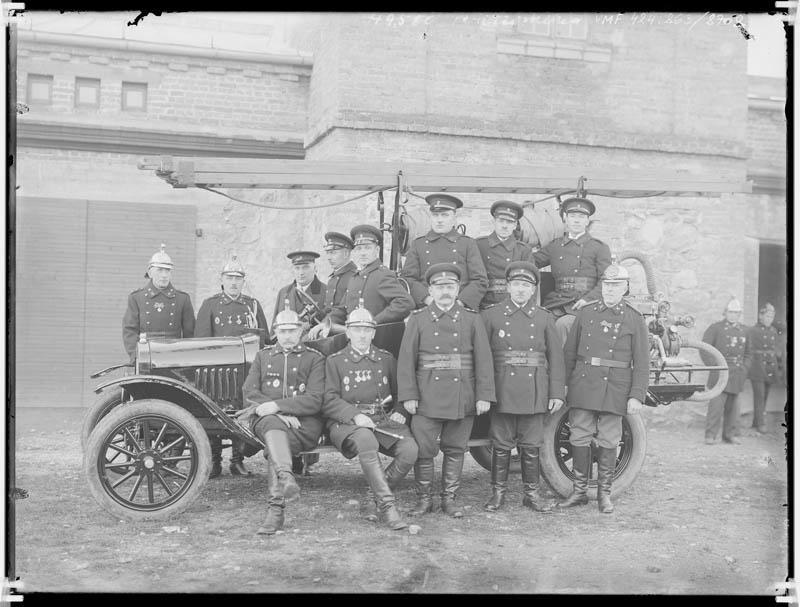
[81,159,743,520]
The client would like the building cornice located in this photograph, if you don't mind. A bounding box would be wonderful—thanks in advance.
[18,29,313,69]
[18,120,305,159]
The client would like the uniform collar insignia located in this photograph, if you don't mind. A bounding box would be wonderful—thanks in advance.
[427,229,458,242]
[430,303,457,320]
[349,346,377,362]
[505,299,534,317]
[147,282,175,298]
[562,232,588,246]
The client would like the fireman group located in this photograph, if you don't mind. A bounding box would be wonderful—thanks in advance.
[122,193,781,534]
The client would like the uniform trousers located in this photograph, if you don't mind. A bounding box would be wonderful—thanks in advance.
[750,381,771,429]
[568,407,622,449]
[554,312,576,345]
[411,414,474,459]
[327,422,418,466]
[489,410,546,450]
[705,392,740,441]
[252,414,323,454]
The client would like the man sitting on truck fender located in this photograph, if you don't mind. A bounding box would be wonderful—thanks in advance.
[236,305,325,535]
[322,304,417,530]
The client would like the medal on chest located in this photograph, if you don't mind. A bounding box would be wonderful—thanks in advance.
[154,302,165,312]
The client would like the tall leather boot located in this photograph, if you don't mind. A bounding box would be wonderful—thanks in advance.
[597,447,617,514]
[256,462,285,535]
[409,458,435,516]
[362,488,379,522]
[359,450,407,530]
[263,430,300,501]
[384,459,414,490]
[209,436,223,479]
[229,439,251,476]
[557,445,590,508]
[520,447,551,512]
[484,448,510,512]
[441,452,465,518]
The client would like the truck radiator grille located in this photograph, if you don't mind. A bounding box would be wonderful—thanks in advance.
[194,367,239,401]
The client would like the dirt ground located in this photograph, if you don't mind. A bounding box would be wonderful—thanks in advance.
[11,403,790,596]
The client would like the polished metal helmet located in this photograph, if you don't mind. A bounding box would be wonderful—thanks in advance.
[148,243,174,271]
[346,301,376,328]
[221,254,246,277]
[725,298,743,313]
[274,300,303,329]
[601,263,630,283]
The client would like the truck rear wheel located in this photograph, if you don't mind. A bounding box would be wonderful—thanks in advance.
[539,407,647,499]
[84,399,211,521]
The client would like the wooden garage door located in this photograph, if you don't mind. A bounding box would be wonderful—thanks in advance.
[15,197,197,407]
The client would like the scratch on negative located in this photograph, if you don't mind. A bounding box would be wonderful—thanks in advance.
[127,11,163,27]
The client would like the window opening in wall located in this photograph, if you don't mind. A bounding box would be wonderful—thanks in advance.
[26,74,53,105]
[75,77,101,108]
[515,15,588,40]
[121,81,147,111]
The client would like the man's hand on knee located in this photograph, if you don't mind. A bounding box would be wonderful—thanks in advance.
[353,414,376,428]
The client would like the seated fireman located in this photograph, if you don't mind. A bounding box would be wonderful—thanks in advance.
[322,304,418,530]
[237,304,325,535]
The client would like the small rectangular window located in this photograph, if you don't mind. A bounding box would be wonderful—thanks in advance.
[517,17,551,36]
[26,74,53,105]
[555,17,589,40]
[121,81,147,111]
[75,77,101,108]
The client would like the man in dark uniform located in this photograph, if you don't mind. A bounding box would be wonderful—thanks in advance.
[398,263,495,518]
[476,201,534,310]
[123,243,195,361]
[531,197,612,343]
[195,255,269,477]
[322,306,418,530]
[308,225,414,338]
[480,261,565,513]
[400,194,488,312]
[747,303,780,434]
[321,231,357,316]
[702,298,752,445]
[236,305,325,535]
[559,263,649,514]
[272,251,327,331]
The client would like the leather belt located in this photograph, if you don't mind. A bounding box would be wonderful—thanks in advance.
[418,354,474,371]
[751,349,777,355]
[555,277,595,292]
[725,356,744,366]
[487,279,507,293]
[579,355,632,369]
[355,402,389,416]
[497,351,546,367]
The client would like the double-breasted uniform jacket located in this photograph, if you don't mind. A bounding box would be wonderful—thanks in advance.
[397,302,496,420]
[329,258,414,325]
[322,260,358,315]
[701,320,752,394]
[272,276,327,327]
[323,345,409,454]
[195,291,268,338]
[481,298,566,415]
[123,280,195,360]
[475,233,534,309]
[531,232,612,311]
[563,300,649,415]
[400,229,489,312]
[746,323,781,383]
[241,343,325,451]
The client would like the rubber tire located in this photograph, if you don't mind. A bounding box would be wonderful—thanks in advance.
[539,407,647,500]
[80,388,126,453]
[84,399,211,521]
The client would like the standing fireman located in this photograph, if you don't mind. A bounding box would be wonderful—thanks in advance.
[322,306,418,530]
[123,244,195,361]
[321,231,358,316]
[559,264,649,514]
[476,201,533,310]
[236,306,325,535]
[272,251,327,331]
[747,302,781,434]
[400,194,489,312]
[398,263,495,518]
[195,255,269,477]
[531,197,612,343]
[480,261,565,513]
[702,298,752,445]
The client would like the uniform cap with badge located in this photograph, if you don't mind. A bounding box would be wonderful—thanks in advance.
[560,197,596,217]
[425,194,463,213]
[350,224,383,246]
[146,243,174,276]
[221,254,246,277]
[425,262,462,285]
[505,260,540,286]
[490,200,524,222]
[287,250,320,265]
[324,231,355,251]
